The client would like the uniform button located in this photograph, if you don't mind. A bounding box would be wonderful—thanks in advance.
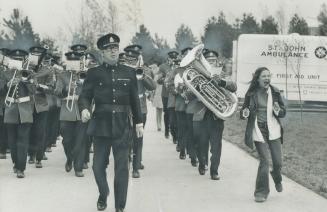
[113,99,116,103]
[112,79,115,82]
[113,89,115,92]
[113,110,116,113]
[112,69,115,72]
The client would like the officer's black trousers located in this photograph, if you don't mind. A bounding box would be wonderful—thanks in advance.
[185,113,197,160]
[92,136,130,209]
[162,97,169,136]
[84,135,92,164]
[0,115,8,154]
[168,107,177,142]
[46,107,60,148]
[7,123,32,171]
[29,111,48,161]
[176,111,187,155]
[193,111,224,175]
[132,113,147,171]
[60,121,87,172]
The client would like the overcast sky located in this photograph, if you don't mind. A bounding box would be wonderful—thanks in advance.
[0,0,326,48]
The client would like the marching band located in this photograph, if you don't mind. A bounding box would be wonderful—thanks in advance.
[0,32,241,211]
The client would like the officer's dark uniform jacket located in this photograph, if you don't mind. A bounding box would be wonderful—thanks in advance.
[192,76,237,121]
[0,67,7,116]
[78,63,142,139]
[137,68,156,114]
[1,70,35,124]
[55,71,82,121]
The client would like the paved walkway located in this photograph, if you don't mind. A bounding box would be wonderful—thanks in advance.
[1,105,326,212]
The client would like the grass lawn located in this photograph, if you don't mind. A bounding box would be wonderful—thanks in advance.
[224,111,327,198]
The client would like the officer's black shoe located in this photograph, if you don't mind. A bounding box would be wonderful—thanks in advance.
[275,183,283,192]
[165,131,169,139]
[97,199,107,211]
[139,164,144,170]
[16,170,25,178]
[116,208,124,212]
[28,156,35,164]
[0,153,6,159]
[198,167,206,175]
[42,154,48,160]
[35,161,43,168]
[65,161,73,172]
[179,153,186,160]
[132,170,140,178]
[83,163,89,169]
[211,174,220,180]
[75,171,84,177]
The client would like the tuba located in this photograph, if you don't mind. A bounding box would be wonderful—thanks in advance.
[180,44,238,120]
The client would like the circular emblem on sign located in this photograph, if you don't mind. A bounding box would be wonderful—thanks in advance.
[314,46,327,58]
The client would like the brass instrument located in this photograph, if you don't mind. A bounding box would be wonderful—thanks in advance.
[180,44,238,120]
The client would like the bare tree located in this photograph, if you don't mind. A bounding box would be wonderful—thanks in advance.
[125,0,143,32]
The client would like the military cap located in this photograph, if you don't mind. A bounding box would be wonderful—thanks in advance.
[203,50,219,59]
[124,45,142,53]
[85,52,96,61]
[29,46,47,55]
[124,49,140,59]
[10,49,28,60]
[65,51,83,60]
[167,51,179,59]
[97,33,120,50]
[181,47,192,55]
[71,44,87,52]
[0,48,11,56]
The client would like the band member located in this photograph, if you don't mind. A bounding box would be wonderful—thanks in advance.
[193,50,237,180]
[240,67,286,203]
[2,49,35,178]
[55,50,87,177]
[78,33,143,212]
[0,48,10,159]
[173,60,187,159]
[166,52,179,148]
[179,47,198,166]
[157,52,176,139]
[123,46,156,178]
[28,46,52,168]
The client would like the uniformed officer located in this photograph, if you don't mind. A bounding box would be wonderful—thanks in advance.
[78,33,143,212]
[2,49,35,178]
[28,46,52,168]
[0,48,10,159]
[123,46,156,178]
[55,51,87,177]
[193,50,237,180]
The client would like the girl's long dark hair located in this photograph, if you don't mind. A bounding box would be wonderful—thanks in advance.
[246,67,269,95]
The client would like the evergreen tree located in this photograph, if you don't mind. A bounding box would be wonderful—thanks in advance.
[131,24,156,64]
[261,16,279,34]
[175,24,197,51]
[3,8,40,50]
[239,13,261,34]
[153,33,170,64]
[288,14,309,35]
[202,12,234,58]
[318,3,327,36]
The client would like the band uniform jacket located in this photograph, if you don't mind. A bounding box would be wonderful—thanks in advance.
[192,77,237,121]
[240,85,286,149]
[1,69,35,124]
[32,66,54,113]
[165,67,177,109]
[137,68,156,114]
[157,62,171,98]
[78,63,142,140]
[0,67,6,116]
[55,71,82,121]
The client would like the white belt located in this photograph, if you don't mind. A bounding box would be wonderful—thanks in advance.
[38,84,50,90]
[7,96,31,103]
[63,95,79,101]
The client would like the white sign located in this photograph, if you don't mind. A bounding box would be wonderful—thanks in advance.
[235,34,327,101]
